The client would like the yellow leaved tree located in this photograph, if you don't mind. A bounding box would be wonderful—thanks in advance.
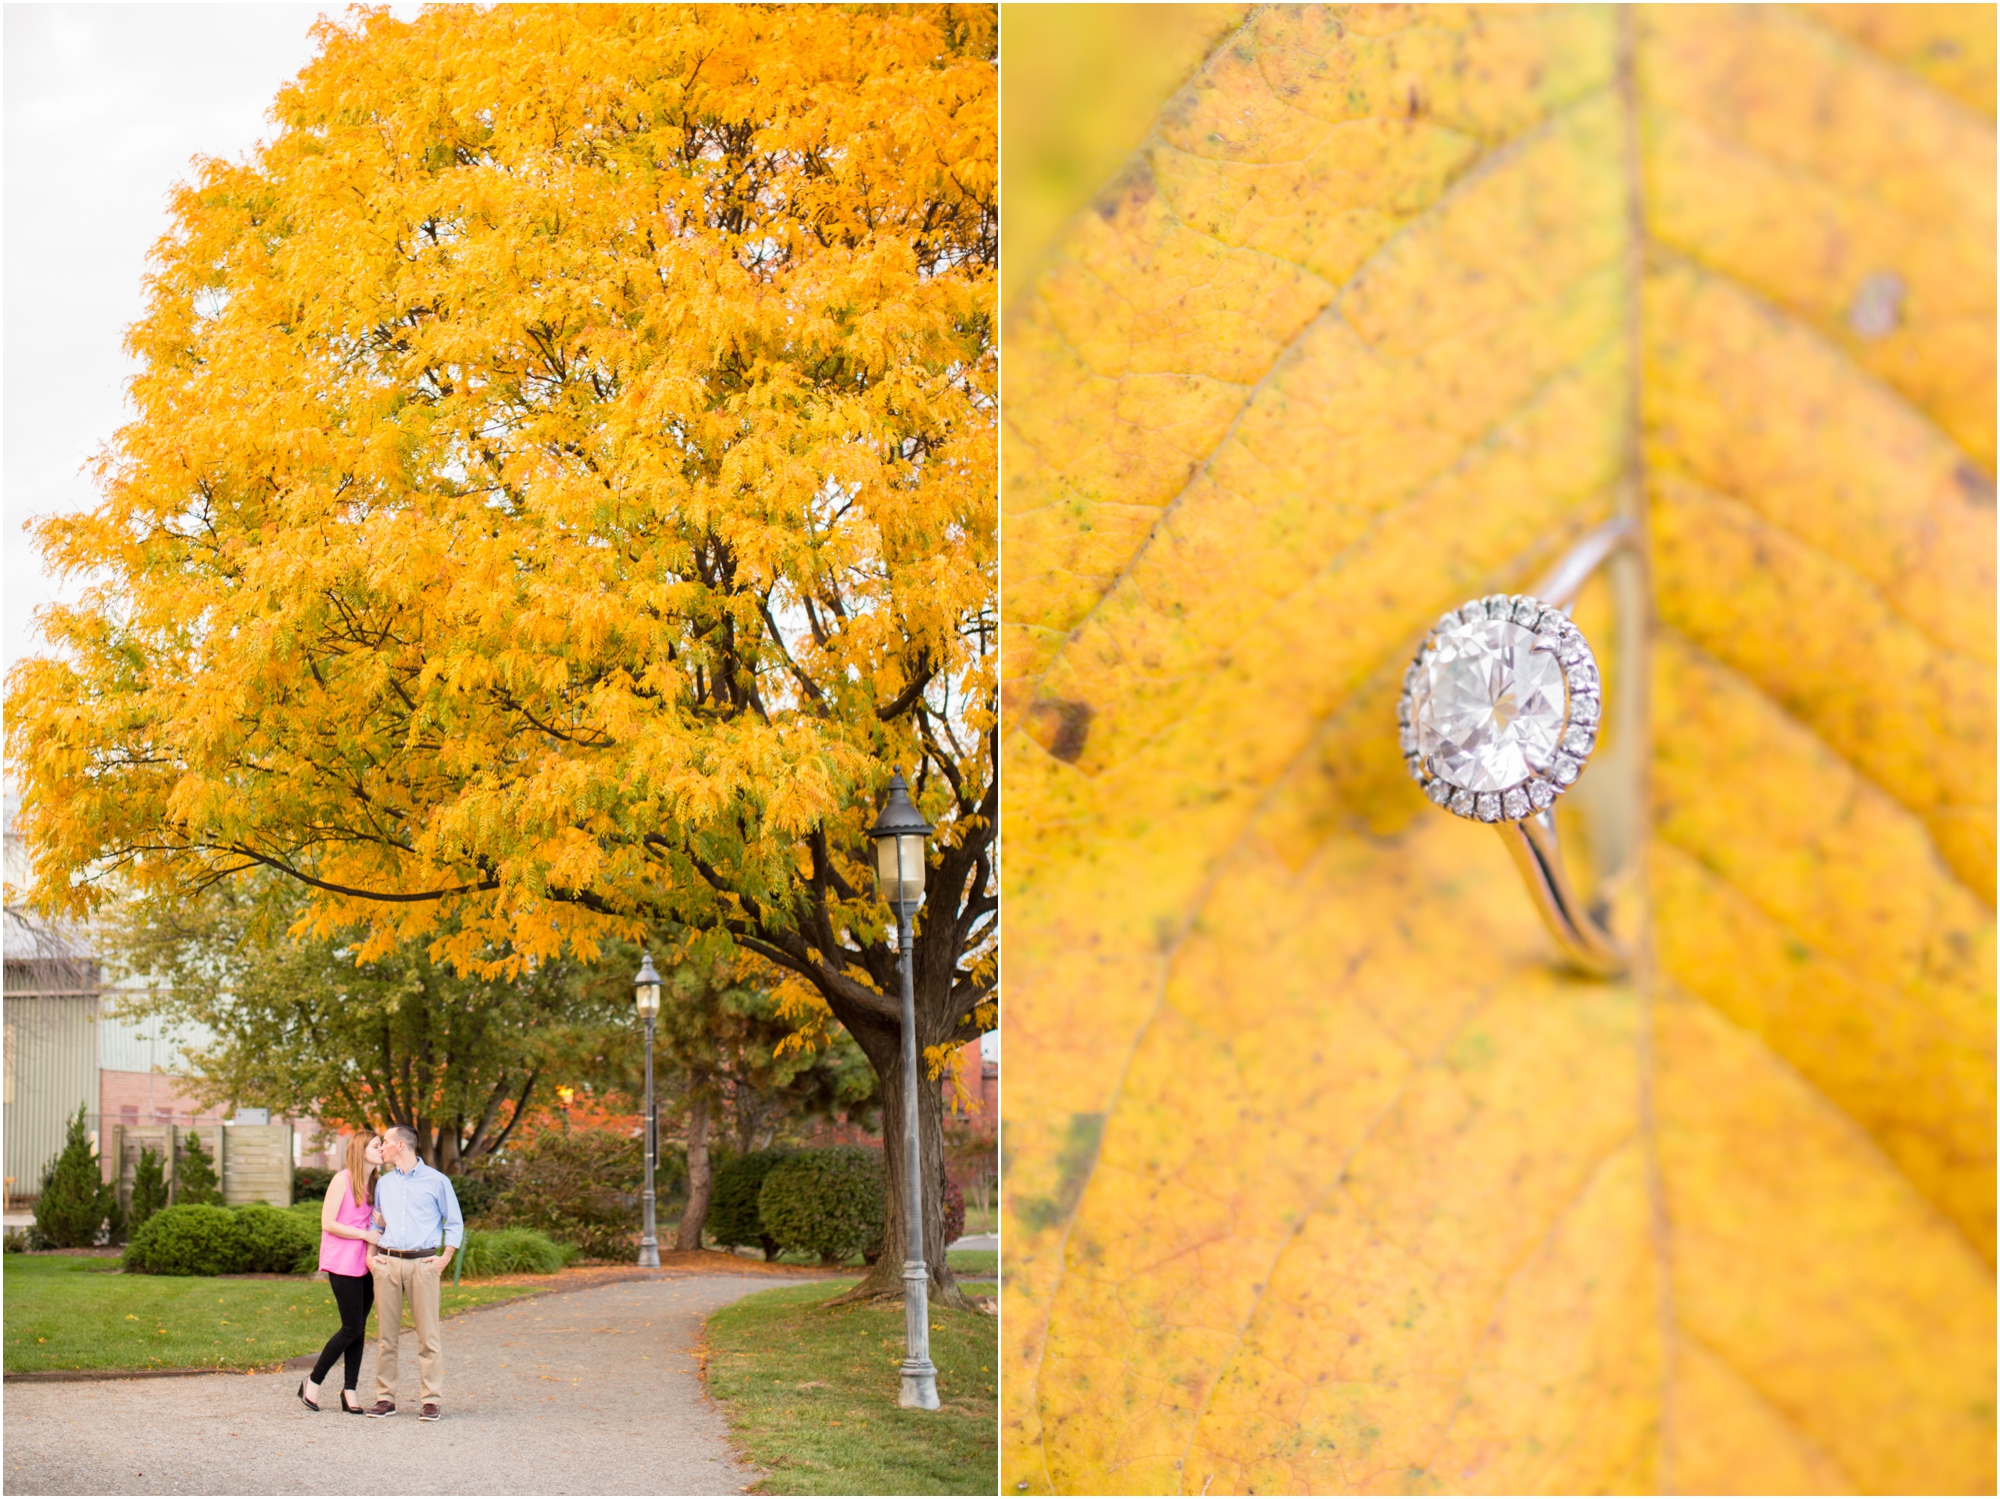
[7,2,995,1304]
[1003,4,1991,1492]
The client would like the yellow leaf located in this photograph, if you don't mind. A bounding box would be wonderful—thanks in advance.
[1001,6,1993,1493]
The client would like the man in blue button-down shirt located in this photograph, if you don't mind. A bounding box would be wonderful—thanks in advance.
[365,1126,463,1420]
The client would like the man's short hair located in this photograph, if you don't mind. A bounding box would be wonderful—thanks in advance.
[385,1126,418,1152]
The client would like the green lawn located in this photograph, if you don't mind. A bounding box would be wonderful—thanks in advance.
[705,1279,997,1495]
[4,1254,543,1374]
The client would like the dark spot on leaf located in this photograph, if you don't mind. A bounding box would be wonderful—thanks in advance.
[1094,159,1156,223]
[1954,462,1995,506]
[1847,271,1904,339]
[1029,699,1094,763]
[1014,1113,1106,1233]
[1406,84,1424,119]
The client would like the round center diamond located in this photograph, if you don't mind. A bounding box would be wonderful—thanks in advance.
[1411,619,1566,791]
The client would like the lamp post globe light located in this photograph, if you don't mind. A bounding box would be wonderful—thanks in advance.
[633,951,663,1270]
[867,768,939,1412]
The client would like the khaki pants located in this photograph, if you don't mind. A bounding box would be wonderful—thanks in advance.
[371,1254,444,1405]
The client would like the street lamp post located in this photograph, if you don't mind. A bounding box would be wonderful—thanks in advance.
[867,769,939,1412]
[633,952,662,1270]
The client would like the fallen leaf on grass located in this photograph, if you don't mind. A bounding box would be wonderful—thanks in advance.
[1001,5,1994,1494]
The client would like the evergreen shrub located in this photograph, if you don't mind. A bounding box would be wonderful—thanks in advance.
[706,1148,796,1259]
[174,1130,224,1206]
[129,1146,169,1234]
[757,1146,887,1264]
[34,1106,118,1248]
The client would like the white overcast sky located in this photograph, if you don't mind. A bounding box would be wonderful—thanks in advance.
[2,4,378,677]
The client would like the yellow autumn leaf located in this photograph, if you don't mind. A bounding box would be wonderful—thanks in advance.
[1001,6,1994,1494]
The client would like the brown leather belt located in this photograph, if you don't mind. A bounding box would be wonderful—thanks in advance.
[380,1246,443,1260]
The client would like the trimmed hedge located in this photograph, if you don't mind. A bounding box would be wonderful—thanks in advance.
[122,1205,249,1275]
[233,1203,319,1273]
[122,1201,319,1276]
[758,1146,887,1265]
[707,1148,796,1259]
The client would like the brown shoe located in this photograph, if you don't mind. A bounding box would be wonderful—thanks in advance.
[418,1403,441,1421]
[366,1400,397,1418]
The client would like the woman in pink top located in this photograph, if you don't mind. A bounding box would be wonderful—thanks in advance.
[298,1132,384,1413]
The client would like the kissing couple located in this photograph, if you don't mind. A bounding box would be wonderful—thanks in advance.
[298,1125,465,1421]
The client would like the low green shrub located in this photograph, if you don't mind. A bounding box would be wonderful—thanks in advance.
[456,1227,573,1278]
[233,1202,318,1274]
[707,1148,796,1259]
[758,1146,887,1265]
[123,1205,250,1275]
[122,1201,320,1276]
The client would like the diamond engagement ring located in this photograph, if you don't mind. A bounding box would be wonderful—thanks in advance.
[1397,518,1636,976]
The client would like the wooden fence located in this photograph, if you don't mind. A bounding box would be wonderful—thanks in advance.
[106,1122,292,1209]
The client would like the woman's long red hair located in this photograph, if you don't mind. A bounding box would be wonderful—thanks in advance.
[343,1132,375,1209]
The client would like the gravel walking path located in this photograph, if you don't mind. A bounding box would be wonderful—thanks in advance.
[5,1272,796,1495]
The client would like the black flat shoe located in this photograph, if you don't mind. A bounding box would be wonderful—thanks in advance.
[296,1380,320,1412]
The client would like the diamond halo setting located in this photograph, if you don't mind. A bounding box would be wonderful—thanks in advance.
[1398,592,1601,822]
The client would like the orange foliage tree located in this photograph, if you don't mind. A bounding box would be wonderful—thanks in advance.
[6,3,995,1304]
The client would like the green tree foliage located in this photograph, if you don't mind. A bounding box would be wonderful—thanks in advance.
[174,1129,223,1207]
[129,1146,169,1234]
[35,1106,117,1248]
[758,1147,888,1266]
[105,878,620,1172]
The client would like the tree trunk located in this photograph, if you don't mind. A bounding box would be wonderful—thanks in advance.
[676,1093,712,1252]
[830,1003,970,1311]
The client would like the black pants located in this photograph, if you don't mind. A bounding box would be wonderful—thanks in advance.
[309,1270,375,1391]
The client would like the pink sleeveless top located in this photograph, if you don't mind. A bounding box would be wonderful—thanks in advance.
[318,1174,374,1276]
